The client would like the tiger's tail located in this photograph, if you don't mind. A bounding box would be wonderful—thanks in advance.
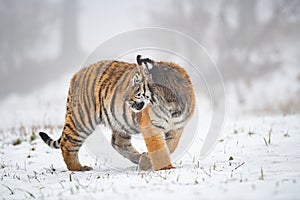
[39,132,61,149]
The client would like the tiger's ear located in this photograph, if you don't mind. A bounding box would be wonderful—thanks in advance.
[137,55,143,65]
[136,55,153,78]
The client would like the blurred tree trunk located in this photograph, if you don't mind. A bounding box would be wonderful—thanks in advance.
[216,0,281,81]
[0,1,84,99]
[148,0,300,82]
[61,0,80,58]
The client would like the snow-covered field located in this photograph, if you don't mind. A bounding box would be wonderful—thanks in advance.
[1,72,300,199]
[1,113,299,199]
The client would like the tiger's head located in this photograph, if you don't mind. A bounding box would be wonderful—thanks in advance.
[126,55,182,118]
[126,55,157,113]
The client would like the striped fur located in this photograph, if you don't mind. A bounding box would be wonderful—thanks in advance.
[39,55,195,171]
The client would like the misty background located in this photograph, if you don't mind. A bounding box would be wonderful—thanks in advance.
[0,0,300,117]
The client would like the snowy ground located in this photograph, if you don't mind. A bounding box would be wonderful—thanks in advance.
[1,107,300,199]
[1,69,300,199]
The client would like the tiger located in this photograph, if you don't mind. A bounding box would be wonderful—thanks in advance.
[39,55,195,171]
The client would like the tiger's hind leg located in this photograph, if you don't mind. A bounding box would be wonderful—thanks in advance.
[60,117,92,171]
[111,131,152,170]
[165,128,184,154]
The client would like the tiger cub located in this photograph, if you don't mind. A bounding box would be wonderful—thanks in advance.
[39,55,195,171]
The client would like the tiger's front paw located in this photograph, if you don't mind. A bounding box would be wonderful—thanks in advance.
[159,164,175,170]
[138,152,152,171]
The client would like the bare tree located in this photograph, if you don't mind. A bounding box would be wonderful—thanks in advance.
[148,0,300,81]
[0,0,59,77]
[0,0,83,99]
[60,0,81,58]
[217,0,300,80]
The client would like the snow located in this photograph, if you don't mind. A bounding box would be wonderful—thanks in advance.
[1,113,299,199]
[1,69,300,199]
